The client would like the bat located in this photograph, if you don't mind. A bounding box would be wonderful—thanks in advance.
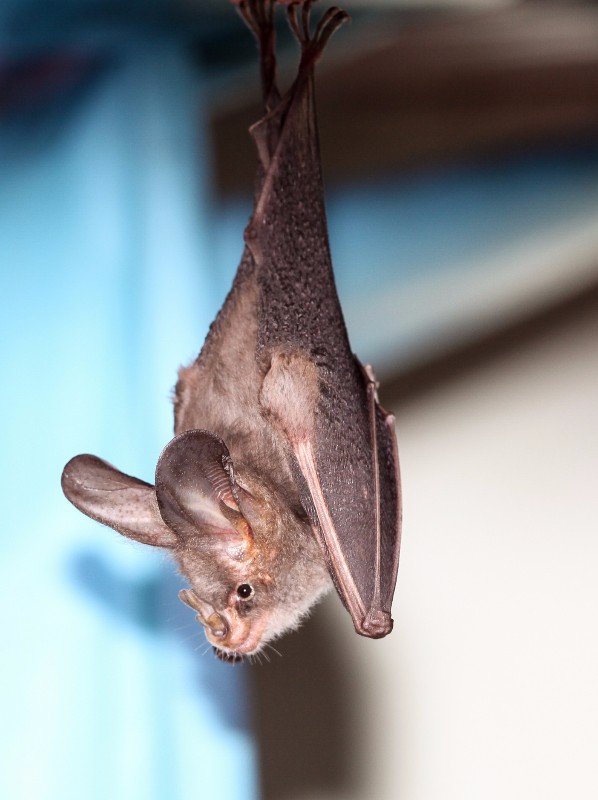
[61,0,402,663]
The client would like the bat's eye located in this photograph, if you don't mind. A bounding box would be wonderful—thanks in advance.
[236,583,254,600]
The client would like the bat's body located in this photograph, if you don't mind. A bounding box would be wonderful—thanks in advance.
[62,0,401,661]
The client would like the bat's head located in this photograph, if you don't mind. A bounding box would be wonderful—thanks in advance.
[61,430,330,661]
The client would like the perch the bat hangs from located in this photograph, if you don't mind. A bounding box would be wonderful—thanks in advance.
[62,0,402,662]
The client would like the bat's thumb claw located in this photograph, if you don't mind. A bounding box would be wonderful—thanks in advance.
[360,609,393,639]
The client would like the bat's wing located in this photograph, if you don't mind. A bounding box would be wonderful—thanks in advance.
[290,363,402,638]
[242,2,402,637]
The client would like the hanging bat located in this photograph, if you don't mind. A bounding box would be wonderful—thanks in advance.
[61,0,401,663]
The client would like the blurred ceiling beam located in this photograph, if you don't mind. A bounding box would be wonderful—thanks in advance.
[379,273,598,408]
[209,2,598,195]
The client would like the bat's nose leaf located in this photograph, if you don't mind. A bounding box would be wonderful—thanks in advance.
[205,612,228,639]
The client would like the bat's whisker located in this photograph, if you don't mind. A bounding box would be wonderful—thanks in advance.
[265,642,282,659]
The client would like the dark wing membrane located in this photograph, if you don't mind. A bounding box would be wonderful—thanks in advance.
[294,362,401,638]
[245,23,401,636]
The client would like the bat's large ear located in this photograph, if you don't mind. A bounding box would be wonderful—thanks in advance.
[155,430,252,554]
[61,455,178,547]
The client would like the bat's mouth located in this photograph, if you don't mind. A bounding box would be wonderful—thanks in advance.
[213,647,244,664]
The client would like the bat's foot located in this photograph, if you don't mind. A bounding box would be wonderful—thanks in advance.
[287,2,350,71]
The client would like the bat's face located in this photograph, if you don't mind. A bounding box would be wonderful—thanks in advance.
[179,585,268,662]
[61,429,331,661]
[174,467,331,660]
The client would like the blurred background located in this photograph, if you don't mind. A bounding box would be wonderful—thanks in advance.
[2,0,597,798]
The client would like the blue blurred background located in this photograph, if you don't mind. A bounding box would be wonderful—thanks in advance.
[0,3,257,799]
[3,1,598,798]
